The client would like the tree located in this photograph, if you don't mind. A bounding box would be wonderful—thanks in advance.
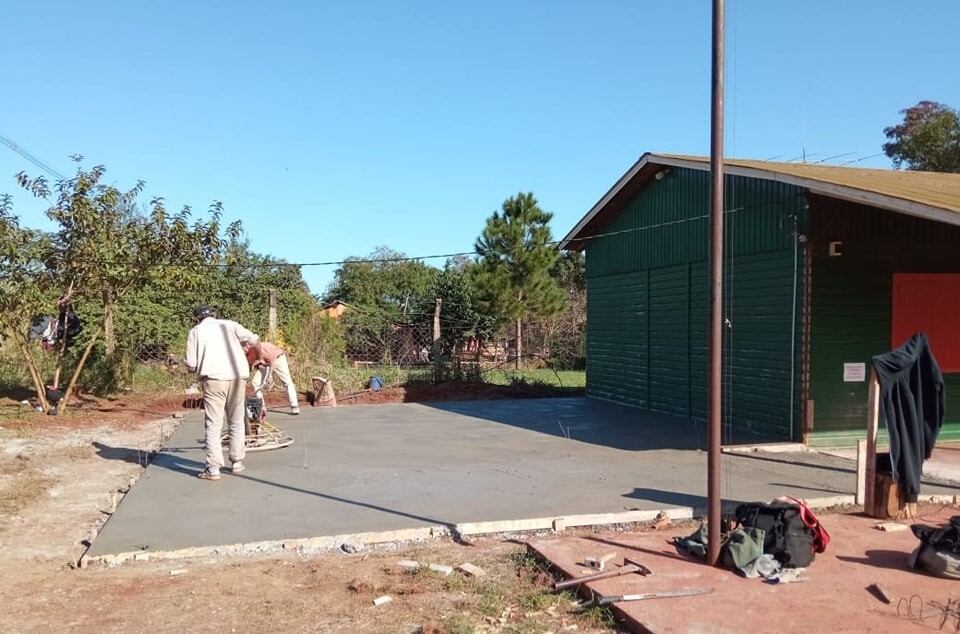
[431,263,497,357]
[474,192,564,368]
[324,246,439,321]
[0,197,57,410]
[883,101,960,172]
[17,164,236,413]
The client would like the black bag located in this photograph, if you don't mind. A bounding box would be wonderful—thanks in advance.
[735,502,815,568]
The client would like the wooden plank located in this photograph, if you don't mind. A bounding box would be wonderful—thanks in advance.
[864,369,880,516]
[855,439,867,506]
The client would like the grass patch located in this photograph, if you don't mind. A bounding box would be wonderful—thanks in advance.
[483,369,585,389]
[476,580,507,617]
[0,472,55,517]
[581,604,618,629]
[443,614,476,634]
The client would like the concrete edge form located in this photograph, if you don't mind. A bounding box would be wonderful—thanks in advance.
[79,494,960,568]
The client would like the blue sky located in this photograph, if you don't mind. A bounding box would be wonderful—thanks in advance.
[2,1,957,294]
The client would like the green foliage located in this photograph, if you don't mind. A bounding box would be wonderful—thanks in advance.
[324,246,439,321]
[883,101,960,172]
[473,193,564,324]
[432,263,497,354]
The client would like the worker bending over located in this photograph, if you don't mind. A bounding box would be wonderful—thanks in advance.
[245,340,300,415]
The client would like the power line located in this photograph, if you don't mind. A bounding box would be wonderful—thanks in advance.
[84,194,802,270]
[0,133,68,181]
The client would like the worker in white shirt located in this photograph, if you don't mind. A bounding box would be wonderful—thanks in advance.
[184,305,261,481]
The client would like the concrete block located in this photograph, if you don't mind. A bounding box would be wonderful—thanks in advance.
[553,518,567,532]
[428,563,453,576]
[398,559,421,572]
[133,552,149,562]
[457,562,486,577]
[373,595,392,606]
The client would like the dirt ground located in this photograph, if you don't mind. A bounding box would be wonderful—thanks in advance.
[0,406,619,634]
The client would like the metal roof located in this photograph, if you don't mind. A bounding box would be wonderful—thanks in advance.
[562,153,960,250]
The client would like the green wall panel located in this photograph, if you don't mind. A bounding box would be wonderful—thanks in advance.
[808,196,960,442]
[648,265,690,417]
[584,167,805,442]
[586,271,648,406]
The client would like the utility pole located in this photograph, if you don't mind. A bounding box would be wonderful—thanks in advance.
[268,288,278,342]
[707,0,726,567]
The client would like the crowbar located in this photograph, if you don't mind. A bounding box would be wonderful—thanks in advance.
[597,587,714,605]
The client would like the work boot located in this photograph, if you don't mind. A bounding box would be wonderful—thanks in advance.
[231,461,246,474]
[290,406,300,415]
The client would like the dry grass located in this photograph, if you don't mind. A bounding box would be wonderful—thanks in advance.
[0,471,55,517]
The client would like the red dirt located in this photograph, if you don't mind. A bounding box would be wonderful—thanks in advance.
[530,505,960,634]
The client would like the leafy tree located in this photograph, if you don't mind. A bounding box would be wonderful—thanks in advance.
[431,263,497,356]
[17,164,236,413]
[474,192,564,368]
[324,246,439,322]
[0,197,57,409]
[883,101,960,172]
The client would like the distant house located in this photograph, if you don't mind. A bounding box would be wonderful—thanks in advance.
[562,153,960,446]
[321,300,351,320]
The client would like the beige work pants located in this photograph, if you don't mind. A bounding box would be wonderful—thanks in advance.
[202,378,247,472]
[251,354,299,409]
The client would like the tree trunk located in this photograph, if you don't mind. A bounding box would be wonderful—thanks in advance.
[515,317,522,370]
[57,327,101,415]
[103,288,115,358]
[11,330,49,411]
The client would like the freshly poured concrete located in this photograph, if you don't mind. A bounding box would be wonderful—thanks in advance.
[87,398,958,558]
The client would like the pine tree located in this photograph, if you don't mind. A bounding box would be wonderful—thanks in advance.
[474,192,564,368]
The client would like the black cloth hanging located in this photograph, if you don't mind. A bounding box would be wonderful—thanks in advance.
[872,332,944,502]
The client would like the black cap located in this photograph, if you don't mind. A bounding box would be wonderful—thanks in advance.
[193,305,216,321]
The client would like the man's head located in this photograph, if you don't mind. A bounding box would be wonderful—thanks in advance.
[193,305,216,323]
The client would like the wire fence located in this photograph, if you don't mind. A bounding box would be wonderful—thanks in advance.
[0,276,586,411]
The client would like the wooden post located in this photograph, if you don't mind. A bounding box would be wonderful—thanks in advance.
[864,368,880,516]
[432,298,442,343]
[268,288,278,342]
[855,439,867,506]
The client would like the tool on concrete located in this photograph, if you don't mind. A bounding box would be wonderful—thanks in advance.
[597,588,713,605]
[220,396,294,451]
[554,557,651,590]
[584,552,618,571]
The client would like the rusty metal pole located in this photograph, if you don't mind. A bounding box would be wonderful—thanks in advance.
[707,0,725,567]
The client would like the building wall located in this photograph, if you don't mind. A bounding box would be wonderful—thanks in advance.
[808,196,960,444]
[584,167,806,441]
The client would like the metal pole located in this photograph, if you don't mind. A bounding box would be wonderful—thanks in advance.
[707,0,725,567]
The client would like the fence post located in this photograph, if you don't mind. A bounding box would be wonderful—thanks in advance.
[268,288,278,342]
[432,298,442,382]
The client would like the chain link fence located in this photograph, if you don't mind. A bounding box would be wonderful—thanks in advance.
[0,275,586,412]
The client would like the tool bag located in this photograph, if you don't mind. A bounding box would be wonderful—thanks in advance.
[734,502,816,568]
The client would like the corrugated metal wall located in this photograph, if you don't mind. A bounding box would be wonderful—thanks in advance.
[808,196,960,444]
[585,167,805,442]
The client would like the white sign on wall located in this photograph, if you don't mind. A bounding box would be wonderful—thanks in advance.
[843,362,866,382]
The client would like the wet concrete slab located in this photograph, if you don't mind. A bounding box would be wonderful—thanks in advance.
[529,505,960,633]
[87,398,959,558]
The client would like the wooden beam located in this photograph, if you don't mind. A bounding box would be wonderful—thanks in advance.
[864,369,880,516]
[855,439,867,506]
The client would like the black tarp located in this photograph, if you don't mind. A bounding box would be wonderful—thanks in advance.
[872,332,945,502]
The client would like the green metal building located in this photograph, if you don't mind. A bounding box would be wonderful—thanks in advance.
[561,154,960,446]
